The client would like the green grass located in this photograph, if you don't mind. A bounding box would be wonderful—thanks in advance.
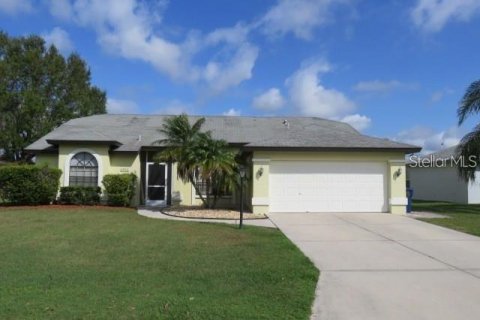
[0,207,318,319]
[413,200,480,236]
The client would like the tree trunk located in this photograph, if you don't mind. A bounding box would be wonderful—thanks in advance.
[206,178,211,209]
[212,190,219,209]
[188,173,208,208]
[211,176,220,209]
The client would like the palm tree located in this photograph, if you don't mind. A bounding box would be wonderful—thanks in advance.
[193,134,236,208]
[457,80,480,180]
[154,114,237,208]
[154,114,209,206]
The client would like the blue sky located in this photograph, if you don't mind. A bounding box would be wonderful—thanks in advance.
[1,0,480,153]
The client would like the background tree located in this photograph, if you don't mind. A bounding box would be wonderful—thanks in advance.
[0,31,106,161]
[457,80,480,180]
[154,114,238,209]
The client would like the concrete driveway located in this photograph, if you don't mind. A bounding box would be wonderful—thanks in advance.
[268,212,480,320]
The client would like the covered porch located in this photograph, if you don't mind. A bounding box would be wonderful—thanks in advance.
[138,150,254,211]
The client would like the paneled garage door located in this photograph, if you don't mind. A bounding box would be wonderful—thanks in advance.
[269,161,388,213]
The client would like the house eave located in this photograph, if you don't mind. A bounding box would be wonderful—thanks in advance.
[242,146,422,153]
[46,139,122,147]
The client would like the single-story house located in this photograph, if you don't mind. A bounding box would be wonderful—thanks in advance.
[26,114,420,214]
[407,146,480,204]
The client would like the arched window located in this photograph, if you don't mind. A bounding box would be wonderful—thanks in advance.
[69,152,98,187]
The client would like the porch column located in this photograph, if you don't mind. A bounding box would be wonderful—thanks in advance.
[388,159,408,214]
[252,158,270,215]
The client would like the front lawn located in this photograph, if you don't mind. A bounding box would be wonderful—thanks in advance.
[413,200,480,236]
[0,207,318,319]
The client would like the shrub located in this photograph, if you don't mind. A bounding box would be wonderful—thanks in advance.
[102,173,137,207]
[0,165,62,205]
[59,186,101,205]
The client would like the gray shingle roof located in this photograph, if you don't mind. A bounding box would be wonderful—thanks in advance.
[26,114,421,153]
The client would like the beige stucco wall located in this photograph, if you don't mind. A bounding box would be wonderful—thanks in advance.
[58,144,110,188]
[171,162,193,205]
[38,147,408,213]
[38,145,141,206]
[389,160,407,214]
[252,151,408,215]
[109,152,141,206]
[171,162,237,208]
[252,158,270,214]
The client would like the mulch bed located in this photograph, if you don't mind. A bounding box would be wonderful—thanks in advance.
[162,206,266,220]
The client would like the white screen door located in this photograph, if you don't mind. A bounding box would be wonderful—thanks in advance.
[146,163,167,206]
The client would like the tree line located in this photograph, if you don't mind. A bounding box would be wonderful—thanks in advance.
[0,31,106,161]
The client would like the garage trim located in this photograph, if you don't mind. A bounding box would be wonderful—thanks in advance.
[390,197,408,205]
[252,197,269,205]
[269,160,388,213]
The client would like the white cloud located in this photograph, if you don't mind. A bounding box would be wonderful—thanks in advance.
[42,27,74,54]
[48,0,258,94]
[341,114,371,131]
[205,23,250,45]
[42,0,354,96]
[252,88,285,111]
[260,0,343,40]
[203,43,259,94]
[353,80,407,93]
[285,58,374,130]
[394,125,461,154]
[411,0,480,32]
[223,108,241,116]
[430,91,444,103]
[353,80,401,93]
[0,0,32,15]
[48,0,73,21]
[107,98,140,114]
[430,88,454,103]
[286,58,355,118]
[353,80,417,94]
[63,0,188,80]
[155,100,191,115]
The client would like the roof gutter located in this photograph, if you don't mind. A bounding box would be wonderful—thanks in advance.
[242,146,422,153]
[46,139,122,147]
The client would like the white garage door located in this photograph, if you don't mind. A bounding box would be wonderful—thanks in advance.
[269,161,387,213]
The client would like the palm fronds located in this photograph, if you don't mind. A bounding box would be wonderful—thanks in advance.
[458,80,480,125]
[457,123,480,181]
[153,114,239,208]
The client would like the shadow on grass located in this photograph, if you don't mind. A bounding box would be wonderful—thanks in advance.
[413,200,480,215]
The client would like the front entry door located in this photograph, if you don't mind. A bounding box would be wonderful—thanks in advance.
[146,163,167,206]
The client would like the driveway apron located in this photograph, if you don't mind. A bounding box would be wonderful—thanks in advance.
[268,212,480,320]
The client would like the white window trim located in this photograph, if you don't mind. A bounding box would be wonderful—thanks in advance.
[64,148,103,188]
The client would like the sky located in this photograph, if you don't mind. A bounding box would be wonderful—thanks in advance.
[1,0,480,154]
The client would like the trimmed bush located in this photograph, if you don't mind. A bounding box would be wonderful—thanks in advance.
[102,173,137,207]
[59,186,101,205]
[0,165,62,205]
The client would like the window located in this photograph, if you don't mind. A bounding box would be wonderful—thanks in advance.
[69,152,98,187]
[194,170,232,198]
